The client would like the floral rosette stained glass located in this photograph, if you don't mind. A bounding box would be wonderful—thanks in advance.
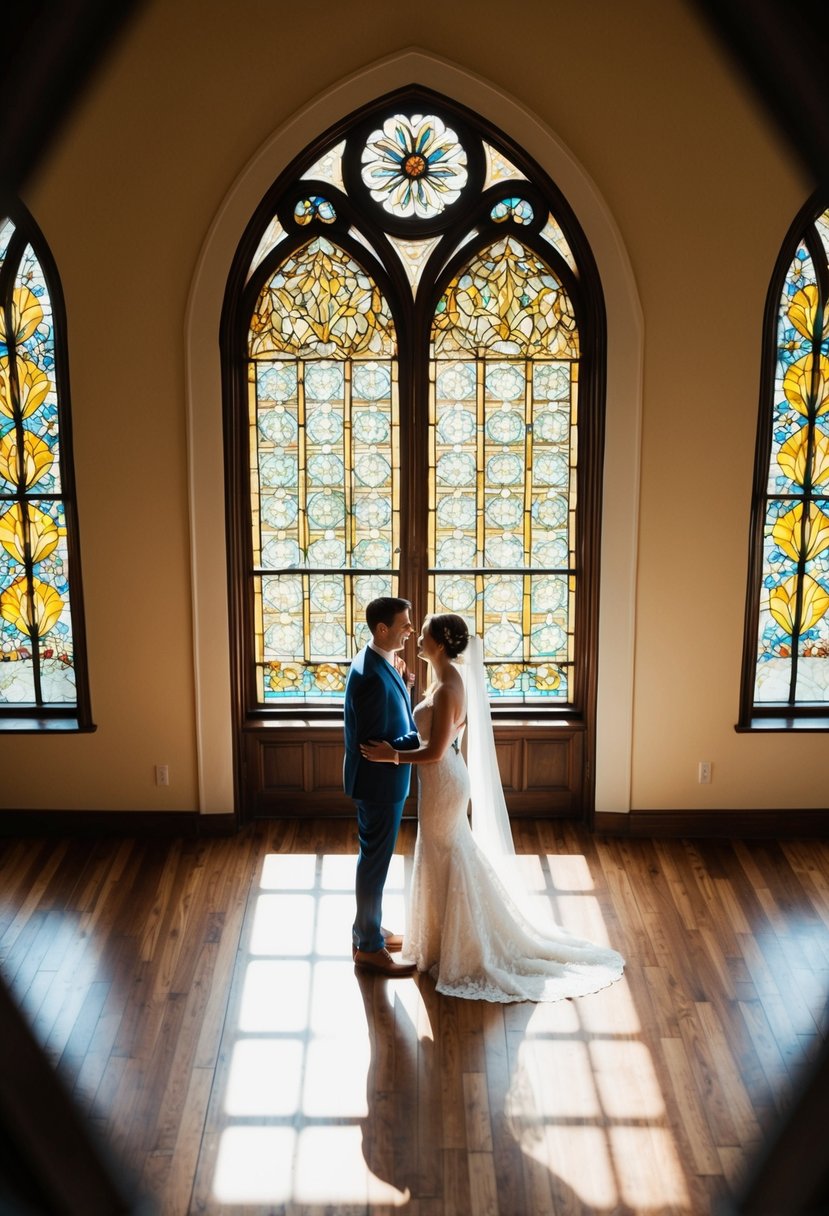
[248,240,399,702]
[753,211,829,707]
[361,114,468,220]
[0,222,78,706]
[429,238,578,704]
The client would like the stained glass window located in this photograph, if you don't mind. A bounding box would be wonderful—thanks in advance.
[228,94,602,715]
[248,237,398,703]
[430,237,578,702]
[0,207,90,723]
[743,204,829,718]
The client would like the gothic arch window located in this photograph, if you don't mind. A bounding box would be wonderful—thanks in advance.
[740,199,829,727]
[0,204,92,728]
[222,90,606,810]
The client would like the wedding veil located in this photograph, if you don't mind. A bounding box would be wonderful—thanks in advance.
[462,635,558,928]
[463,636,516,864]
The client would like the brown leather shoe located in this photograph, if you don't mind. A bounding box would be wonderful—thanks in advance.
[353,947,416,977]
[352,930,404,957]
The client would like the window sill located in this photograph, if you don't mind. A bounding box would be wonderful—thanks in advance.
[0,717,97,734]
[243,715,582,730]
[735,716,829,733]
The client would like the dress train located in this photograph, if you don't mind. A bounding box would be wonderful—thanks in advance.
[404,698,625,1003]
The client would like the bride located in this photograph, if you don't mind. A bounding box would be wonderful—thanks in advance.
[361,612,625,1003]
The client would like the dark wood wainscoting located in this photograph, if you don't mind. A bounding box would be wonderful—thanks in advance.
[242,721,586,819]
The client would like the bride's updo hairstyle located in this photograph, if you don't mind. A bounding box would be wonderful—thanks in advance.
[427,613,469,659]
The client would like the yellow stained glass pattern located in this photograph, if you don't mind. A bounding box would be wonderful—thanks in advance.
[433,237,578,359]
[0,576,64,639]
[771,503,829,562]
[0,429,52,489]
[249,238,395,361]
[0,503,60,565]
[769,574,829,637]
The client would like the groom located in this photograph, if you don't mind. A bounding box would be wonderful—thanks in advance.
[344,596,419,976]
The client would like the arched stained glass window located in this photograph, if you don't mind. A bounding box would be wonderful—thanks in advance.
[0,205,91,726]
[224,90,604,738]
[741,202,829,723]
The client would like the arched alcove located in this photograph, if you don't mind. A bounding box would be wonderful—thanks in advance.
[185,49,642,817]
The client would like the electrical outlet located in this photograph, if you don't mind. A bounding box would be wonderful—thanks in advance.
[698,760,712,785]
[155,764,169,787]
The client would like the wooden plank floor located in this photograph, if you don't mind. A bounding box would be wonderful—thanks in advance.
[1,821,828,1215]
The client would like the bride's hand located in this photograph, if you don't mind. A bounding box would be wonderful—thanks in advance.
[395,655,416,690]
[361,739,397,763]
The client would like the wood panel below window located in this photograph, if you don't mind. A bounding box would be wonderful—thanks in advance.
[242,722,585,819]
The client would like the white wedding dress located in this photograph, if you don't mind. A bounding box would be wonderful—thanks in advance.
[404,695,625,1003]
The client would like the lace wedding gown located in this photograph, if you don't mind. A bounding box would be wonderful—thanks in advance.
[404,697,625,1003]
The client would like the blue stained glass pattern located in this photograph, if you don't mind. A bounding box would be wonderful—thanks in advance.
[306,408,344,445]
[486,410,524,444]
[261,492,298,530]
[437,407,476,445]
[294,197,336,226]
[352,410,389,445]
[437,494,476,529]
[484,576,522,614]
[491,198,534,225]
[305,363,344,401]
[352,363,391,400]
[434,575,476,611]
[486,493,523,529]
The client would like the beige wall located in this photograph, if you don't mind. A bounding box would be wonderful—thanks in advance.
[3,0,823,814]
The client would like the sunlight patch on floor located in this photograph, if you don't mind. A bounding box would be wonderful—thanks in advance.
[238,959,311,1032]
[591,1039,665,1119]
[517,1038,602,1117]
[224,1038,304,1116]
[546,851,595,891]
[213,1127,296,1203]
[511,854,691,1211]
[211,848,695,1211]
[611,1126,690,1206]
[212,1126,410,1206]
[528,1124,618,1209]
[212,852,413,1208]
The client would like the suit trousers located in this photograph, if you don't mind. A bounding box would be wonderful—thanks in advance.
[352,796,406,952]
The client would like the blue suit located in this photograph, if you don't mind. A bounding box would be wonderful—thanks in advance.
[343,645,419,952]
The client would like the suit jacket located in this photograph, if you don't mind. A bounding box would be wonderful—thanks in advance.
[343,645,419,801]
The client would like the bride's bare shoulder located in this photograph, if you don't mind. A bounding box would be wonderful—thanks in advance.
[433,667,464,710]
